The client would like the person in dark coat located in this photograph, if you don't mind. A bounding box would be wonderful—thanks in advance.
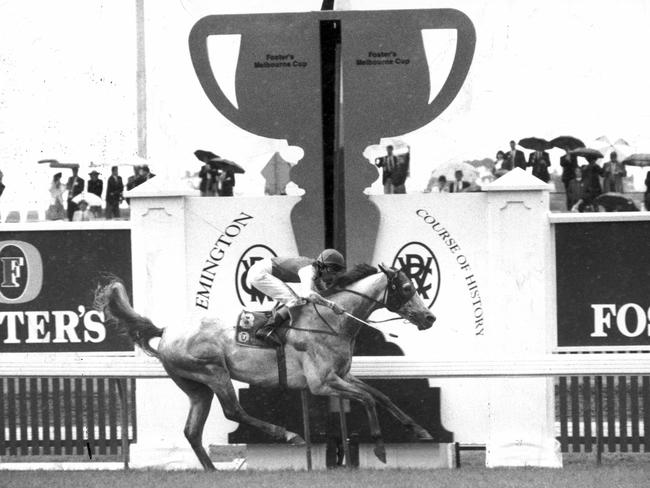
[65,167,85,221]
[375,145,399,194]
[217,168,236,196]
[581,156,604,207]
[529,150,551,183]
[105,166,124,219]
[390,149,410,194]
[506,140,527,170]
[560,149,579,210]
[199,164,217,196]
[87,170,103,218]
[449,170,471,193]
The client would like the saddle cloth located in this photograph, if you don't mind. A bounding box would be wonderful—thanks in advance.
[235,310,274,348]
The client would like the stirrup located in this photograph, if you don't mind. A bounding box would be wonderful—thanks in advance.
[256,326,281,346]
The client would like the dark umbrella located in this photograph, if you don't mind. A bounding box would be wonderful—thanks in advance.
[518,137,553,151]
[209,157,246,174]
[622,154,650,167]
[550,136,585,151]
[569,148,604,159]
[194,150,220,163]
[594,192,639,212]
[37,159,80,169]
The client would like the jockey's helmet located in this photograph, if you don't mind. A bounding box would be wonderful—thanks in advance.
[316,248,345,272]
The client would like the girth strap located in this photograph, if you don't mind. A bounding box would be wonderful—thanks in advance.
[276,343,288,389]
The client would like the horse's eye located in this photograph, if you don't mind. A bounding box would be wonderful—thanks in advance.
[403,284,413,294]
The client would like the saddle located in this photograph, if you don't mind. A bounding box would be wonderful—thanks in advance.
[235,310,289,349]
[236,310,291,388]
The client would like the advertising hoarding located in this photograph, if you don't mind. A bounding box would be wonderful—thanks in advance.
[0,229,133,353]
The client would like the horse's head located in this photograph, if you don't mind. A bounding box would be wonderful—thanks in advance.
[378,264,436,330]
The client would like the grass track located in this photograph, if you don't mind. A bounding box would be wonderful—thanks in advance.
[2,463,650,488]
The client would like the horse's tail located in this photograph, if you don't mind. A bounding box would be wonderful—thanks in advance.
[93,275,163,358]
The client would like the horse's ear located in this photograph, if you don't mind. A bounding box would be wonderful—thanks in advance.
[378,263,392,276]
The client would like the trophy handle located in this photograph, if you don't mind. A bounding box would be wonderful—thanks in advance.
[189,16,248,128]
[417,9,476,123]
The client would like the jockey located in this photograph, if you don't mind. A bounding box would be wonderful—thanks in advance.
[245,248,347,344]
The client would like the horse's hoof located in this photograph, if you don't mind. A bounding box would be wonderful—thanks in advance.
[373,445,387,464]
[286,432,306,445]
[414,427,434,442]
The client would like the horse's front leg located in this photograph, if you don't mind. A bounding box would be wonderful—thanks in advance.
[307,372,387,463]
[345,374,433,441]
[201,367,305,445]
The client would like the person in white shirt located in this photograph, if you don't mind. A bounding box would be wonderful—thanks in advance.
[72,200,94,221]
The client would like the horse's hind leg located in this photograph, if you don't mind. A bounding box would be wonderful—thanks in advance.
[203,367,306,445]
[168,374,216,471]
[345,374,433,441]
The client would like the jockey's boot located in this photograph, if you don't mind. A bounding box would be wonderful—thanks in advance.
[255,307,290,346]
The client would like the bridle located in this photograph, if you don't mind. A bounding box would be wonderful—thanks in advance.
[290,268,416,336]
[338,269,415,314]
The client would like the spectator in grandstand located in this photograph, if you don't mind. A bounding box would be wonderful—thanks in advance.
[199,163,217,196]
[603,151,626,193]
[105,166,124,219]
[72,199,94,221]
[567,167,585,212]
[560,149,579,210]
[87,170,103,218]
[424,174,448,193]
[529,150,551,183]
[65,167,85,221]
[140,164,156,182]
[494,150,511,177]
[217,168,235,196]
[581,156,604,202]
[46,172,66,220]
[506,140,527,170]
[450,170,470,193]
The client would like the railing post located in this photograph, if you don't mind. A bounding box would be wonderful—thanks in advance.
[115,378,130,470]
[300,389,312,471]
[595,375,603,465]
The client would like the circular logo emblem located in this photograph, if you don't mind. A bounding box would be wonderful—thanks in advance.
[0,240,43,304]
[238,331,250,343]
[392,241,441,308]
[235,244,278,311]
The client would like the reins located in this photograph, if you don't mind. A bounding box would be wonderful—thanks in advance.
[293,280,406,336]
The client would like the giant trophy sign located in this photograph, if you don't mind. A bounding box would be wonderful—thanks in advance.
[189,9,475,263]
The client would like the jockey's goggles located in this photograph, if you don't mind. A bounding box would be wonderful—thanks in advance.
[321,263,345,273]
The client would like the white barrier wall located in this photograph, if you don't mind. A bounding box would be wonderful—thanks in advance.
[367,168,560,466]
[126,168,560,468]
[368,192,490,444]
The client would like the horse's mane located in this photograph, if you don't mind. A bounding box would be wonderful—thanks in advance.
[323,263,378,296]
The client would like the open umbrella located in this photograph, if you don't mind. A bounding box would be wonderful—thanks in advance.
[209,157,245,174]
[431,161,479,182]
[569,148,604,159]
[550,136,585,151]
[594,192,639,212]
[72,192,103,207]
[194,150,220,163]
[518,137,553,151]
[595,136,631,160]
[38,159,80,169]
[622,154,650,167]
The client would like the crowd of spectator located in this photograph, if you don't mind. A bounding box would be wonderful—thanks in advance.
[42,164,155,221]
